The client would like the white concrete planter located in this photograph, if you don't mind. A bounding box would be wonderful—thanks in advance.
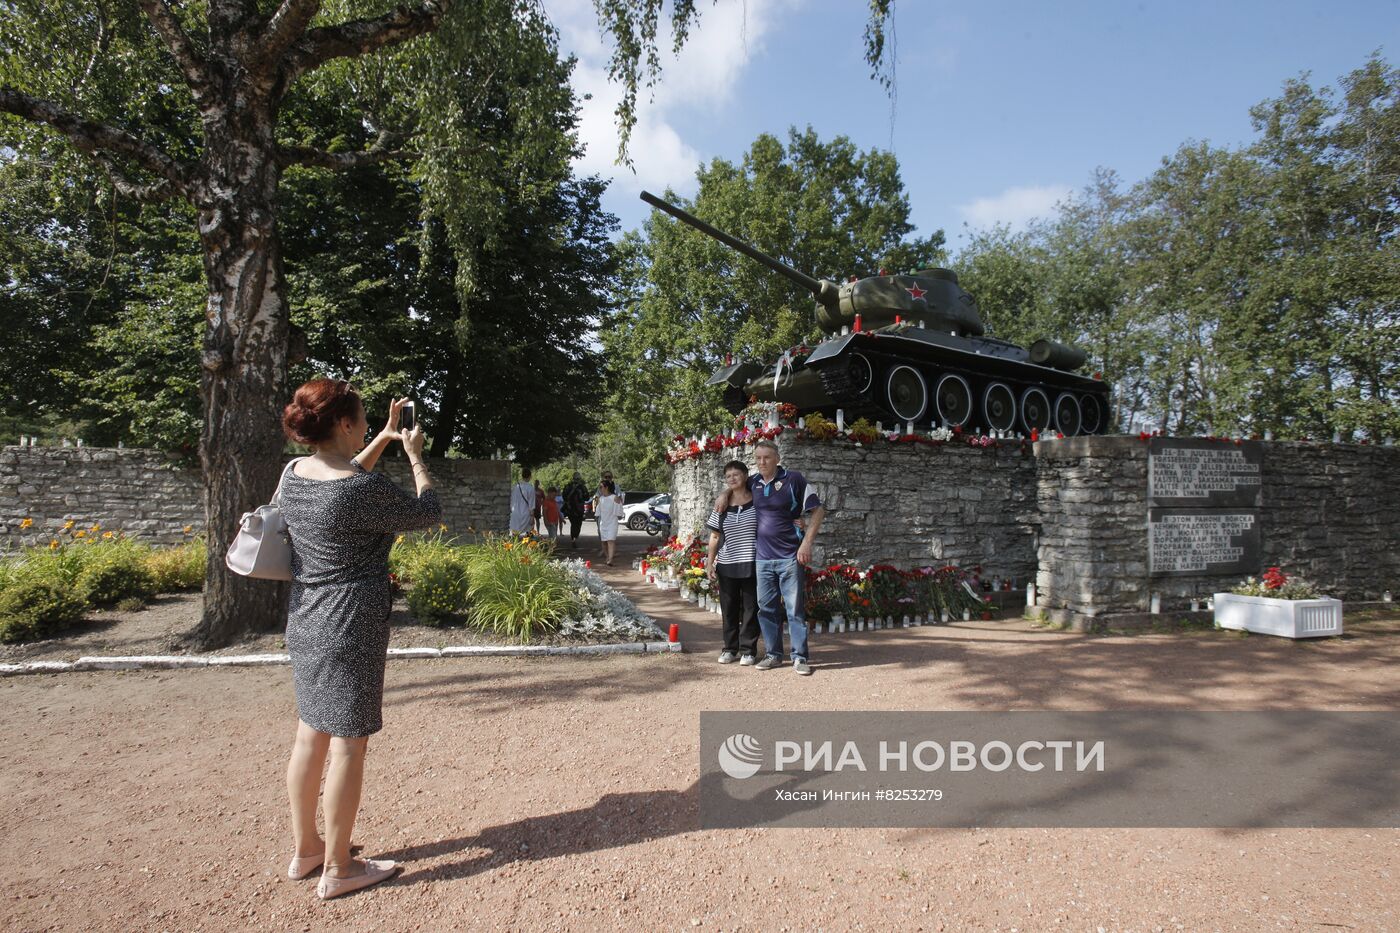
[1213,593,1343,638]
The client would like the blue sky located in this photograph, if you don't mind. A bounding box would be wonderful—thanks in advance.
[550,0,1397,251]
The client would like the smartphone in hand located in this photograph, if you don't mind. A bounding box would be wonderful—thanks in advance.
[401,401,415,432]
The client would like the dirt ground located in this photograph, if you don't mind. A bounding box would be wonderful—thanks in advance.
[2,532,1398,932]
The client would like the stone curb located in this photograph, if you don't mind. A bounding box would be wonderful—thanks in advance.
[0,637,682,677]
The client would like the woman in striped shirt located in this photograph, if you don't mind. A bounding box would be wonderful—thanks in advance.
[706,460,761,665]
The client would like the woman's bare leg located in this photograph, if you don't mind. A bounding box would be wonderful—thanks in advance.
[323,735,369,876]
[287,720,331,858]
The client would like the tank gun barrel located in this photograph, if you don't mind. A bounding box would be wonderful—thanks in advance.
[640,190,837,305]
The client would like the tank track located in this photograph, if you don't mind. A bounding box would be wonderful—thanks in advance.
[812,360,882,418]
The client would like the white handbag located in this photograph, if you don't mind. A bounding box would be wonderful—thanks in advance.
[225,458,304,581]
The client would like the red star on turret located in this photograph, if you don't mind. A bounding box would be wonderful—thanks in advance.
[905,283,928,302]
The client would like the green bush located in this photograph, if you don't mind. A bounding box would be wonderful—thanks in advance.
[9,542,97,591]
[146,538,207,592]
[461,535,577,643]
[405,558,470,625]
[390,526,459,586]
[0,579,86,643]
[76,542,157,606]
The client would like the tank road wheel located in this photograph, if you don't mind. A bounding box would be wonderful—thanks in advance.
[1080,394,1105,435]
[847,352,874,395]
[884,365,928,422]
[1019,387,1052,435]
[934,374,974,428]
[1053,392,1083,437]
[981,382,1017,433]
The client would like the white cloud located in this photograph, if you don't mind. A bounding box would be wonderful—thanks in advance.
[551,0,797,199]
[956,184,1072,232]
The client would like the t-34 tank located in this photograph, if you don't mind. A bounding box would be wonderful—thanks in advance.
[640,190,1110,436]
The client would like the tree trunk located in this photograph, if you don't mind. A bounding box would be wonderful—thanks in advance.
[189,96,293,649]
[431,347,466,457]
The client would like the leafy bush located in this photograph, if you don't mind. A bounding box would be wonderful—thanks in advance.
[390,526,459,586]
[0,579,86,643]
[145,538,207,592]
[461,534,577,643]
[802,412,838,440]
[847,417,880,444]
[405,558,470,625]
[76,541,157,606]
[9,541,97,591]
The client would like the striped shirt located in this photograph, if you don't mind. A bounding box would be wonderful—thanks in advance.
[706,503,758,577]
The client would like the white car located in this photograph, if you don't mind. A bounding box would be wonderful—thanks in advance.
[623,493,670,531]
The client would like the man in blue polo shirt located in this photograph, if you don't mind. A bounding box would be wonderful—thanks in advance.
[749,438,826,676]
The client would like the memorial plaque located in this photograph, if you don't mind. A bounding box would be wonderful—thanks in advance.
[1148,508,1262,576]
[1148,438,1262,508]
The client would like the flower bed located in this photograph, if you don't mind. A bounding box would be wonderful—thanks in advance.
[1215,565,1342,638]
[389,531,660,644]
[561,560,665,640]
[638,543,992,631]
[0,519,205,643]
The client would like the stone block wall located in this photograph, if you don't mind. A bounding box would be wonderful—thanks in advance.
[1032,437,1153,617]
[670,434,1039,581]
[0,447,510,550]
[672,434,1400,623]
[1032,437,1400,617]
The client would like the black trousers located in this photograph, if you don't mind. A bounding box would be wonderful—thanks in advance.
[567,514,582,541]
[718,572,761,656]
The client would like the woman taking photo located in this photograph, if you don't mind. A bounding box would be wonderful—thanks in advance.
[278,378,442,900]
[706,460,761,665]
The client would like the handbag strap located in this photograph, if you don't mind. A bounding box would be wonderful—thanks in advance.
[272,457,307,507]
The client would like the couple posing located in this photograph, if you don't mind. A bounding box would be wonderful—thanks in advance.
[705,439,825,676]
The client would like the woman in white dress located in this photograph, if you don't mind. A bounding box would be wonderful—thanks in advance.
[595,479,623,565]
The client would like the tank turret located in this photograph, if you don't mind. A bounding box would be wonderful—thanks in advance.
[640,190,1110,437]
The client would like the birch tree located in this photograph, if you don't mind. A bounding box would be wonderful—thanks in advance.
[1,0,898,647]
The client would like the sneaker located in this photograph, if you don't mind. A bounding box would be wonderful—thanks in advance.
[717,651,739,664]
[793,657,812,676]
[754,655,782,671]
[739,654,757,666]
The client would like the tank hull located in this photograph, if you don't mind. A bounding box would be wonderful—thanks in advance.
[723,327,1111,436]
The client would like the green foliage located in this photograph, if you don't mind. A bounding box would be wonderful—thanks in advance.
[392,528,471,624]
[75,541,157,606]
[405,559,471,625]
[144,538,207,592]
[392,531,580,637]
[952,54,1400,439]
[460,534,577,643]
[604,126,944,468]
[389,526,458,586]
[5,528,201,597]
[0,579,86,644]
[0,0,615,460]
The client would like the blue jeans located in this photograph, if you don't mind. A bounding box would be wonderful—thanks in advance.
[756,558,808,662]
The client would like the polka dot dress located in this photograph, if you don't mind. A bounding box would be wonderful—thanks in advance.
[279,463,442,738]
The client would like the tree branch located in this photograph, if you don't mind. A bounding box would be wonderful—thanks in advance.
[286,0,449,79]
[276,134,413,170]
[276,145,411,171]
[136,0,210,99]
[0,86,192,194]
[261,0,323,65]
[94,152,181,203]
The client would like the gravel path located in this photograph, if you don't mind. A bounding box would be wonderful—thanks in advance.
[3,533,1397,931]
